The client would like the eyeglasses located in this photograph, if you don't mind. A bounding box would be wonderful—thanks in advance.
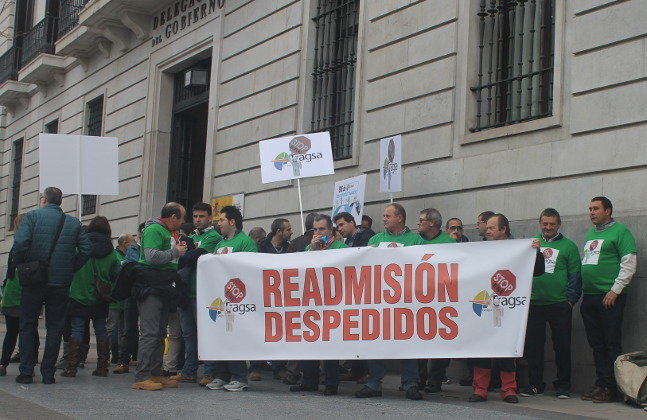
[418,218,429,223]
[448,226,463,230]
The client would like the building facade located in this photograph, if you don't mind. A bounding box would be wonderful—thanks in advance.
[0,0,645,391]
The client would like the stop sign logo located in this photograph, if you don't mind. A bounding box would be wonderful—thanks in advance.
[225,278,246,303]
[289,136,311,154]
[491,270,516,296]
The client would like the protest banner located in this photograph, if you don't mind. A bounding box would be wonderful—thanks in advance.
[197,239,536,360]
[379,134,402,194]
[331,174,366,225]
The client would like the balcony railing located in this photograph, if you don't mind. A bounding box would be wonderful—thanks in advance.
[0,47,19,84]
[20,16,58,67]
[58,0,91,38]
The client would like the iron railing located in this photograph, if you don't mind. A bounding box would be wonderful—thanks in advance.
[20,15,58,67]
[10,139,23,230]
[58,0,91,38]
[470,0,555,132]
[82,96,104,216]
[310,0,359,160]
[0,46,19,84]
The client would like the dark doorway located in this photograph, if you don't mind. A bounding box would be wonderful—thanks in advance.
[167,58,211,219]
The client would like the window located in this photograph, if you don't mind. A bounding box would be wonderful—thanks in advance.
[470,0,555,132]
[45,118,59,133]
[310,0,360,160]
[10,139,24,229]
[82,96,103,216]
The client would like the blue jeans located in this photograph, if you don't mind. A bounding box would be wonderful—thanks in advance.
[214,360,248,384]
[18,285,69,379]
[580,293,627,389]
[179,300,217,378]
[71,316,108,342]
[366,359,419,391]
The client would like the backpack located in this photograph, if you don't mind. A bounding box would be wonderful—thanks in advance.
[111,261,138,301]
[615,351,647,406]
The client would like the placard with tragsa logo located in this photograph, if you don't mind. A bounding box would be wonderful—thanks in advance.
[259,132,335,183]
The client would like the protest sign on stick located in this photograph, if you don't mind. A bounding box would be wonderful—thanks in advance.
[379,135,402,202]
[331,174,366,225]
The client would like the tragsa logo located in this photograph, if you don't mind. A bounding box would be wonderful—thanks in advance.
[206,298,225,322]
[470,290,492,317]
[271,136,323,177]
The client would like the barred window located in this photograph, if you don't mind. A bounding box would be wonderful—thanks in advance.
[10,139,24,229]
[310,0,359,160]
[470,0,555,132]
[83,96,103,216]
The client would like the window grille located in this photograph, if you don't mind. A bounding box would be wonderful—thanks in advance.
[83,96,103,216]
[10,139,24,229]
[310,0,359,160]
[470,0,555,132]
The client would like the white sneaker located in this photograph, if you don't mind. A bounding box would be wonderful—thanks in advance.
[205,378,227,390]
[223,380,249,392]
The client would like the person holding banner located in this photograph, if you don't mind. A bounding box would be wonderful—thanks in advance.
[469,214,544,404]
[355,203,424,400]
[521,208,581,399]
[289,215,348,395]
[205,205,257,392]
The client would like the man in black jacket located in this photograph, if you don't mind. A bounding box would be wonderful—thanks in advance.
[257,219,292,254]
[333,212,374,247]
[287,213,318,253]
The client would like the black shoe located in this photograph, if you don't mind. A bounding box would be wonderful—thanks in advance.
[405,386,423,400]
[161,370,176,377]
[9,353,20,363]
[424,383,442,393]
[504,395,519,404]
[355,385,382,398]
[16,374,33,384]
[282,374,299,385]
[555,388,570,399]
[323,386,338,396]
[42,377,55,385]
[289,384,316,392]
[519,385,544,397]
[459,378,473,386]
[468,394,486,402]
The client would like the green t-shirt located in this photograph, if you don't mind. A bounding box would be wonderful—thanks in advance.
[139,223,178,270]
[421,231,457,245]
[189,228,222,298]
[109,249,126,310]
[368,229,425,247]
[305,240,349,251]
[531,234,581,305]
[70,251,121,306]
[1,273,21,308]
[581,222,637,294]
[215,231,258,254]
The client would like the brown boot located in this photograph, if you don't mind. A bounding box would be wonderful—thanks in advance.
[61,338,80,377]
[92,340,110,377]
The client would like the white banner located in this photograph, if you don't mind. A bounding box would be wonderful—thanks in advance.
[379,134,402,192]
[331,174,366,226]
[39,134,119,195]
[259,132,335,184]
[197,239,536,360]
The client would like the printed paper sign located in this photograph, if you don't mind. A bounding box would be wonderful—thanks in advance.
[197,239,536,360]
[39,134,119,195]
[331,174,366,225]
[379,135,402,192]
[259,132,335,183]
[211,193,245,220]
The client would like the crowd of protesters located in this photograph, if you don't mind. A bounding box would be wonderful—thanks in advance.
[0,187,637,405]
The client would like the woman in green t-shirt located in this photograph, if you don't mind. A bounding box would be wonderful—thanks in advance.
[61,216,120,378]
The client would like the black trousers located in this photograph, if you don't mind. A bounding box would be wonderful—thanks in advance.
[524,302,572,390]
[418,359,450,386]
[1,315,19,366]
[580,293,627,389]
[300,360,339,389]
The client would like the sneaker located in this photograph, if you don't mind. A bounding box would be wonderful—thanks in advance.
[405,386,423,400]
[556,389,570,399]
[205,378,227,390]
[519,385,544,397]
[223,380,249,392]
[150,376,178,388]
[170,373,195,383]
[442,377,451,385]
[468,393,486,402]
[355,385,382,398]
[581,385,602,401]
[592,387,616,403]
[131,379,163,390]
[248,370,262,381]
[199,375,215,387]
[504,395,519,404]
[113,364,129,374]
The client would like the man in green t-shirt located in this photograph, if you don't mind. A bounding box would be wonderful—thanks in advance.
[520,208,581,399]
[205,205,257,392]
[580,197,637,403]
[170,202,222,386]
[357,203,423,401]
[132,203,187,391]
[416,208,455,394]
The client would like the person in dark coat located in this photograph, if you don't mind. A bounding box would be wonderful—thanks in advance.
[287,213,318,253]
